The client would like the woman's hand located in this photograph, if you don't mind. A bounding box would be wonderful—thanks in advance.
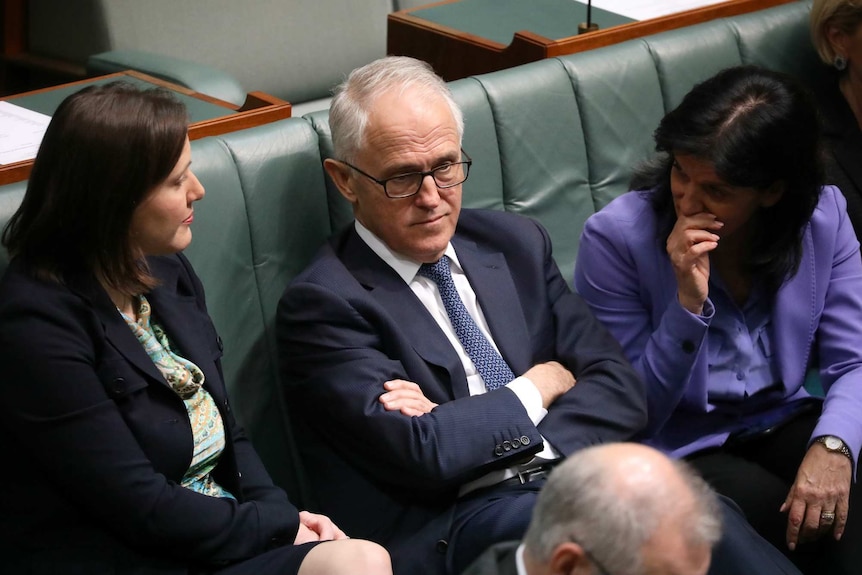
[780,443,852,550]
[666,213,722,315]
[293,511,349,544]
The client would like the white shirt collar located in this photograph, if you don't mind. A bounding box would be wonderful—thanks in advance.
[354,219,462,283]
[515,543,529,575]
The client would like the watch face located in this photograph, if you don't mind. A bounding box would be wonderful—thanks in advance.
[825,436,842,450]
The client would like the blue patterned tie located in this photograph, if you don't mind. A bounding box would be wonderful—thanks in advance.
[419,256,515,390]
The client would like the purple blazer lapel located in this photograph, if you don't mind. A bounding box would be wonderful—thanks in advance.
[773,230,818,392]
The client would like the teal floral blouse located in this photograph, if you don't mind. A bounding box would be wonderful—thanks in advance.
[119,295,235,499]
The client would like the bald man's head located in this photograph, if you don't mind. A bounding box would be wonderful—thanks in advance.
[522,443,721,575]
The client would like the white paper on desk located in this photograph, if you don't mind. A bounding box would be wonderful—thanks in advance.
[0,101,51,165]
[573,0,726,21]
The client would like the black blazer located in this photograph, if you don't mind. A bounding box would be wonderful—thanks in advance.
[817,77,862,239]
[0,254,299,574]
[278,209,647,573]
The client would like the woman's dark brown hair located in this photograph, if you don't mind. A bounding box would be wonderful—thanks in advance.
[2,81,188,295]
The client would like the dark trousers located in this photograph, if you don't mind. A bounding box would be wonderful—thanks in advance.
[449,481,543,575]
[448,476,802,575]
[687,410,861,575]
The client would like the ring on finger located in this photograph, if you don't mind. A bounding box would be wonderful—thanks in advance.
[820,511,836,523]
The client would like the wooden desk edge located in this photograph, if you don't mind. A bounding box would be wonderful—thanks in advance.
[540,0,796,56]
[0,75,292,185]
[388,0,797,79]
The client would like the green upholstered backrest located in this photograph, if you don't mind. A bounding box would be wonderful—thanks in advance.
[0,181,27,277]
[0,0,818,508]
[183,119,330,505]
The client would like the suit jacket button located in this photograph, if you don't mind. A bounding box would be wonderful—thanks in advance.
[503,440,512,451]
[520,435,531,446]
[512,437,521,448]
[681,340,696,353]
[494,445,504,456]
[111,378,125,394]
[436,539,448,554]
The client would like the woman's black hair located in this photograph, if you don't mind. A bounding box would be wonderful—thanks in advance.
[631,65,823,293]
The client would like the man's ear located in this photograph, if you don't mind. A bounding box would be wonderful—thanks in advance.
[760,181,785,208]
[324,158,358,204]
[547,542,592,575]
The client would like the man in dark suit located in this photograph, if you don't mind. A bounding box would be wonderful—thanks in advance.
[464,443,722,575]
[465,443,808,575]
[276,56,799,575]
[277,55,645,575]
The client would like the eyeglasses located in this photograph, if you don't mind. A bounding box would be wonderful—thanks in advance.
[340,149,472,199]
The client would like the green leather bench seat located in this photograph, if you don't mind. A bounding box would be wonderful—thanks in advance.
[0,0,818,507]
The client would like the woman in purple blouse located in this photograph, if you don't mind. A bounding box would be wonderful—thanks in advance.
[575,66,861,574]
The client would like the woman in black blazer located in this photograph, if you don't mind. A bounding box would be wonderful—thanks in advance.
[0,82,391,575]
[810,0,862,237]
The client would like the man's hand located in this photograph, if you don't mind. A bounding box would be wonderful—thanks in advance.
[666,213,722,315]
[780,443,852,550]
[293,511,349,544]
[379,379,438,416]
[524,361,575,409]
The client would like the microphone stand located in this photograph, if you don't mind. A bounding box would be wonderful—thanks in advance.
[578,0,599,34]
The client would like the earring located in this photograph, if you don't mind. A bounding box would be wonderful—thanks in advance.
[835,54,848,71]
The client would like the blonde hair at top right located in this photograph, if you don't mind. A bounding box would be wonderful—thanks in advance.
[810,0,862,64]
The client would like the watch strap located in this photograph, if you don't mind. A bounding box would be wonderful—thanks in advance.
[815,435,853,461]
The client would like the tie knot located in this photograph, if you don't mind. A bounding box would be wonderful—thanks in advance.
[418,255,452,285]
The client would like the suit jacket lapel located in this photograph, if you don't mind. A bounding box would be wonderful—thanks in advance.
[67,270,166,386]
[833,130,862,199]
[453,236,532,376]
[821,82,862,197]
[146,257,226,401]
[341,229,472,398]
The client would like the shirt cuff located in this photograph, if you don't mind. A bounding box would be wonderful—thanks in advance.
[677,296,715,323]
[506,376,547,425]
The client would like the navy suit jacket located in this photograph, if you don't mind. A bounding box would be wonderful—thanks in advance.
[278,209,647,572]
[0,254,298,574]
[461,542,519,575]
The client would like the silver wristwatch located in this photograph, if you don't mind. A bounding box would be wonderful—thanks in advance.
[815,435,853,460]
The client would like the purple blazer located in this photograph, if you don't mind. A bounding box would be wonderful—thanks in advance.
[575,185,862,473]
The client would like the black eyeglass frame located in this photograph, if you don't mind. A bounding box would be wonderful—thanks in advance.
[339,149,472,199]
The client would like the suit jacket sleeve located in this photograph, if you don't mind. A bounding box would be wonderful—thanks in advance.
[0,255,298,564]
[505,216,647,454]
